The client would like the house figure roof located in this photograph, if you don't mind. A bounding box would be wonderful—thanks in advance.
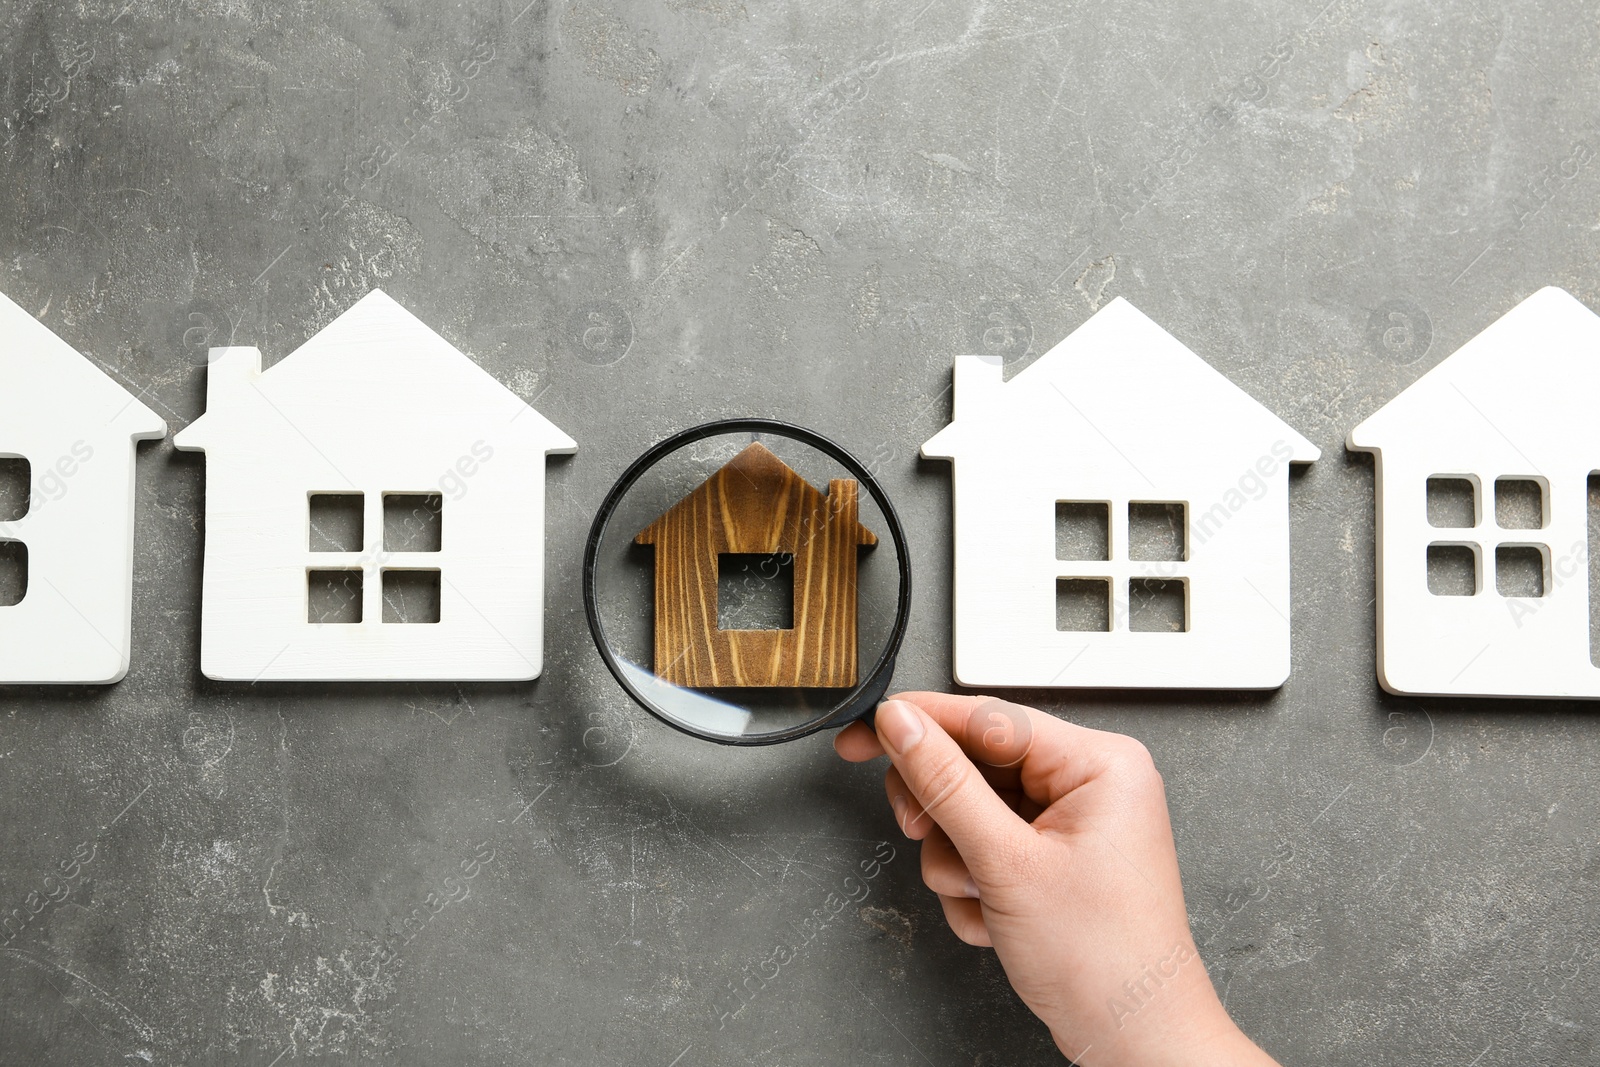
[174,289,574,454]
[924,297,1318,464]
[0,289,165,439]
[1348,286,1600,454]
[635,442,877,550]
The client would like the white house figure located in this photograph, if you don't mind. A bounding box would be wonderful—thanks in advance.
[1347,286,1600,699]
[173,289,575,682]
[922,297,1319,689]
[0,289,167,683]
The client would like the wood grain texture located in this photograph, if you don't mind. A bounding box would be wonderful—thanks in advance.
[635,442,877,688]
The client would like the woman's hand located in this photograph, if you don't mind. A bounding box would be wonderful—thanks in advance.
[835,692,1280,1067]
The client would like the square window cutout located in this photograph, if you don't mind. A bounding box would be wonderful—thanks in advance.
[1129,502,1186,561]
[309,569,363,623]
[1128,578,1187,632]
[0,541,26,607]
[717,553,794,631]
[1495,478,1545,530]
[1056,578,1110,632]
[1426,477,1477,529]
[1495,544,1547,598]
[1426,543,1478,596]
[383,569,441,624]
[1056,502,1109,561]
[0,458,28,522]
[385,493,443,553]
[309,493,364,552]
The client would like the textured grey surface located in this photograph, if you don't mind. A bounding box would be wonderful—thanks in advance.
[2,0,1599,1063]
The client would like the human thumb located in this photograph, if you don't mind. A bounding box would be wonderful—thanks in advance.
[875,699,1030,867]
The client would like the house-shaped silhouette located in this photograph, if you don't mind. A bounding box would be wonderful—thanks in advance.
[173,289,575,682]
[0,289,167,683]
[922,297,1318,689]
[634,442,877,688]
[1348,286,1600,699]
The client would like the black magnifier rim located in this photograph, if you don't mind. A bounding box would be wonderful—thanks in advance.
[583,418,911,747]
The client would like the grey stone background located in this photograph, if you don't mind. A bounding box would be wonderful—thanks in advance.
[2,0,1598,1063]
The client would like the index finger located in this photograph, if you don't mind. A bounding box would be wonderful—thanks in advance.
[834,695,1035,770]
[888,691,1126,806]
[890,692,1035,791]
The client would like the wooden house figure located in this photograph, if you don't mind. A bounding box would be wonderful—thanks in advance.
[1347,286,1600,699]
[634,442,877,688]
[0,289,167,684]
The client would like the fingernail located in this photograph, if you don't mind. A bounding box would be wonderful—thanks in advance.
[963,877,980,899]
[877,700,925,755]
[892,794,908,833]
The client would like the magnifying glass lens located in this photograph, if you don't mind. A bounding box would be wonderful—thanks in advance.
[586,425,907,745]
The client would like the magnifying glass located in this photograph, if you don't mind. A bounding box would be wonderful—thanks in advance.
[583,419,911,746]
